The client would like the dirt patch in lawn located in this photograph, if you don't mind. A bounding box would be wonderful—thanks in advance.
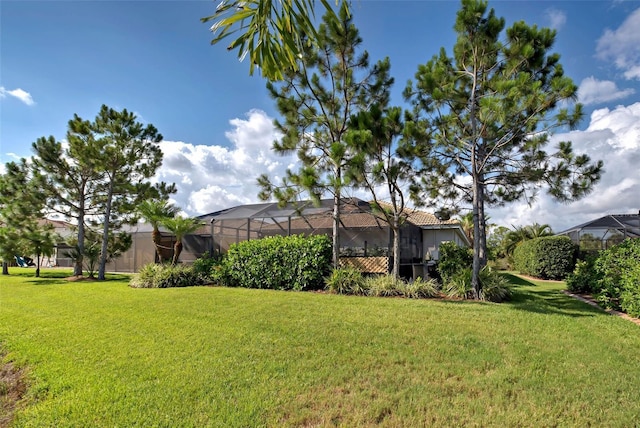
[0,357,27,428]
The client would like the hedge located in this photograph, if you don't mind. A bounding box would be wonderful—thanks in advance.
[513,236,577,280]
[217,234,332,291]
[593,238,640,316]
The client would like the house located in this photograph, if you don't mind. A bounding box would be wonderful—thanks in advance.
[44,198,469,276]
[557,211,640,250]
[198,198,470,278]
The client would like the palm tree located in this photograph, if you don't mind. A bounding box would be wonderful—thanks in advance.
[525,223,553,238]
[458,212,493,244]
[162,216,203,265]
[503,223,553,256]
[458,212,474,243]
[137,199,179,263]
[504,226,531,256]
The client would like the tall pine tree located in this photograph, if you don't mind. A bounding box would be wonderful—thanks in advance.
[32,118,104,277]
[92,105,173,280]
[404,0,603,298]
[258,2,393,267]
[32,106,174,279]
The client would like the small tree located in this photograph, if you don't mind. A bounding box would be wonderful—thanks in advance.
[162,216,203,265]
[22,223,56,277]
[0,159,54,276]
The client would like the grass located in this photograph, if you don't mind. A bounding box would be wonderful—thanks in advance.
[1,268,640,426]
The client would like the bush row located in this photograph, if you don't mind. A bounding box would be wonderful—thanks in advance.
[566,238,640,317]
[325,268,440,299]
[513,236,577,280]
[326,266,511,302]
[130,235,512,304]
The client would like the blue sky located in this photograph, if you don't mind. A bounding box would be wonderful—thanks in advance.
[2,1,640,231]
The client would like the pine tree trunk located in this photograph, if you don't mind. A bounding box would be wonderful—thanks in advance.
[98,180,115,280]
[332,167,341,269]
[392,217,400,279]
[2,261,8,275]
[75,208,85,277]
[36,253,41,278]
[471,173,487,300]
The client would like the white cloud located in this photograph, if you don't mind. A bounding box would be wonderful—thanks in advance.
[153,109,297,216]
[596,7,640,80]
[545,8,567,30]
[0,86,35,106]
[488,102,640,232]
[577,76,635,105]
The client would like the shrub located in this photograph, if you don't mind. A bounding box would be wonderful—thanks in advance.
[325,267,366,295]
[565,256,600,294]
[443,268,473,299]
[366,275,404,297]
[594,238,640,316]
[402,277,440,299]
[130,263,163,288]
[219,234,332,291]
[442,267,511,302]
[130,263,201,288]
[479,267,512,303]
[192,254,222,284]
[437,241,473,284]
[326,270,439,299]
[513,236,577,280]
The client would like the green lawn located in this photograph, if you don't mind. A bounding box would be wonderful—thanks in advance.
[1,268,639,427]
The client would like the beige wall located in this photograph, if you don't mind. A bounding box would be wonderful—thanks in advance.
[422,229,466,261]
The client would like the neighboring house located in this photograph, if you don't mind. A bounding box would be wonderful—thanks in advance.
[36,219,74,268]
[557,211,640,250]
[198,198,470,278]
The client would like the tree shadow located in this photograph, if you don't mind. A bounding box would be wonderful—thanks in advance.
[503,274,605,318]
[501,273,537,287]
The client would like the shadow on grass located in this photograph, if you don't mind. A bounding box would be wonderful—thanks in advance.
[504,273,604,318]
[14,272,132,286]
[501,273,537,287]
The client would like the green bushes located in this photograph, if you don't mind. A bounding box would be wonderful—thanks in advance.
[594,239,640,316]
[442,267,511,302]
[217,234,332,291]
[326,267,367,295]
[513,236,577,280]
[565,257,599,294]
[437,241,473,283]
[191,254,221,284]
[435,241,510,302]
[566,238,640,317]
[130,263,202,288]
[325,270,439,299]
